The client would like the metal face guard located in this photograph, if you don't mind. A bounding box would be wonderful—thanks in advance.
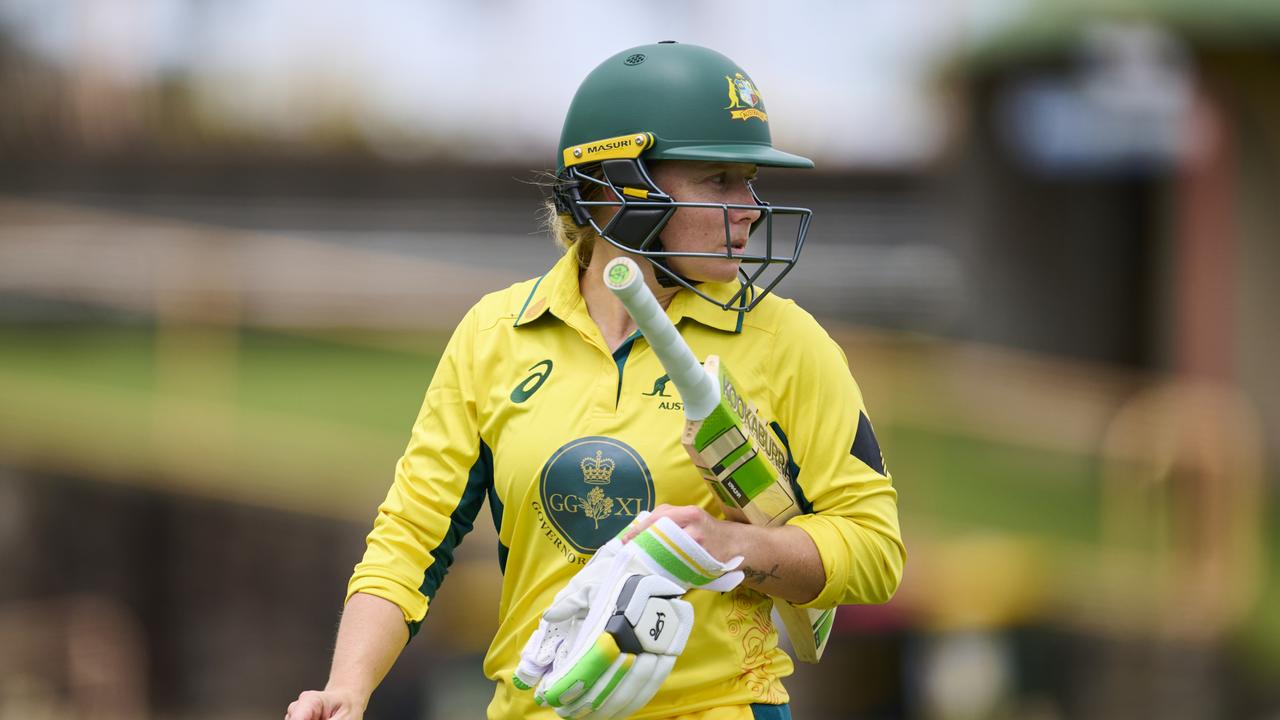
[555,159,813,312]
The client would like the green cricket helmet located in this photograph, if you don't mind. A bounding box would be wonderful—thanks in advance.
[554,41,814,312]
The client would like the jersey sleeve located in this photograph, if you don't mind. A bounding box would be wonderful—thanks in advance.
[346,306,492,636]
[769,306,905,609]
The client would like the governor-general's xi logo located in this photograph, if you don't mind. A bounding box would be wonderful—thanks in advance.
[723,72,767,122]
[536,436,654,556]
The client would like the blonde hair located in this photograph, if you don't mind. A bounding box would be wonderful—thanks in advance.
[534,167,608,269]
[540,199,596,268]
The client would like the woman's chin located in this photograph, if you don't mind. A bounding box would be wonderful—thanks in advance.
[671,258,742,285]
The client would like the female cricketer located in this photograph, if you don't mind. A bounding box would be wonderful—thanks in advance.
[286,41,905,720]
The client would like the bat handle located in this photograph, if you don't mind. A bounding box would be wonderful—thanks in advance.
[603,257,719,421]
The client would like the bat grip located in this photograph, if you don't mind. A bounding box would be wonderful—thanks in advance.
[604,258,719,421]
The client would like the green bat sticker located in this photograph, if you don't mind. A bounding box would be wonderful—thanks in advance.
[607,263,632,287]
[687,359,796,523]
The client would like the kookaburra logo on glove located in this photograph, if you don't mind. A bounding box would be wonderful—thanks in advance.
[648,613,665,641]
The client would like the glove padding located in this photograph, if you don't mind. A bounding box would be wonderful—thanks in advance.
[513,513,744,718]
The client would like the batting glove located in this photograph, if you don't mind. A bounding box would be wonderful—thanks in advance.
[513,513,744,719]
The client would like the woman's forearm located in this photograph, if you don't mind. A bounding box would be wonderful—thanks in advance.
[723,522,825,605]
[324,592,410,703]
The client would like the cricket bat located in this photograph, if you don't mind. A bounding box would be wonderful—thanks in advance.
[603,257,834,663]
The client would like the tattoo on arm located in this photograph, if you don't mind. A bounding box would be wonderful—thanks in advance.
[742,564,783,584]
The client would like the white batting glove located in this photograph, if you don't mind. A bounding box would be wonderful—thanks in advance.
[513,513,744,719]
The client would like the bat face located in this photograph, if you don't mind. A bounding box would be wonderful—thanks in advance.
[680,356,798,527]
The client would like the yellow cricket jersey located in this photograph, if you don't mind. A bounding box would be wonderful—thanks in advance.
[348,250,906,719]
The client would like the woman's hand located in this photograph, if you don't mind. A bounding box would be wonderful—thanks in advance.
[285,688,366,719]
[621,504,746,564]
[284,593,407,720]
[622,504,824,605]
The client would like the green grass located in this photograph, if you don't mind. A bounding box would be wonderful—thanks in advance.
[888,424,1102,545]
[0,323,160,391]
[232,327,443,435]
[0,322,446,517]
[0,322,444,434]
[1237,494,1280,678]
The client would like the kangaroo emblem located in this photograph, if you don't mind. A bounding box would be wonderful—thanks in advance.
[642,374,671,398]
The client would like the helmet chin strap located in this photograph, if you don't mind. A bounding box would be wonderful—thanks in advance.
[642,237,687,289]
[655,267,683,288]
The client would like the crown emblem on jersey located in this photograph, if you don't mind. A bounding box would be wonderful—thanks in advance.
[580,450,616,485]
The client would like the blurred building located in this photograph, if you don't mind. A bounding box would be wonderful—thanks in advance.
[945,0,1280,463]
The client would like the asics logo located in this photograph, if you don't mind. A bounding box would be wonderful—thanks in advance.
[510,359,553,403]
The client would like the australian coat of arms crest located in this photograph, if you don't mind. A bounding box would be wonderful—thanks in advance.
[723,72,768,122]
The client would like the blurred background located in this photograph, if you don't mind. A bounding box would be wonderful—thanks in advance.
[1,1,1277,718]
